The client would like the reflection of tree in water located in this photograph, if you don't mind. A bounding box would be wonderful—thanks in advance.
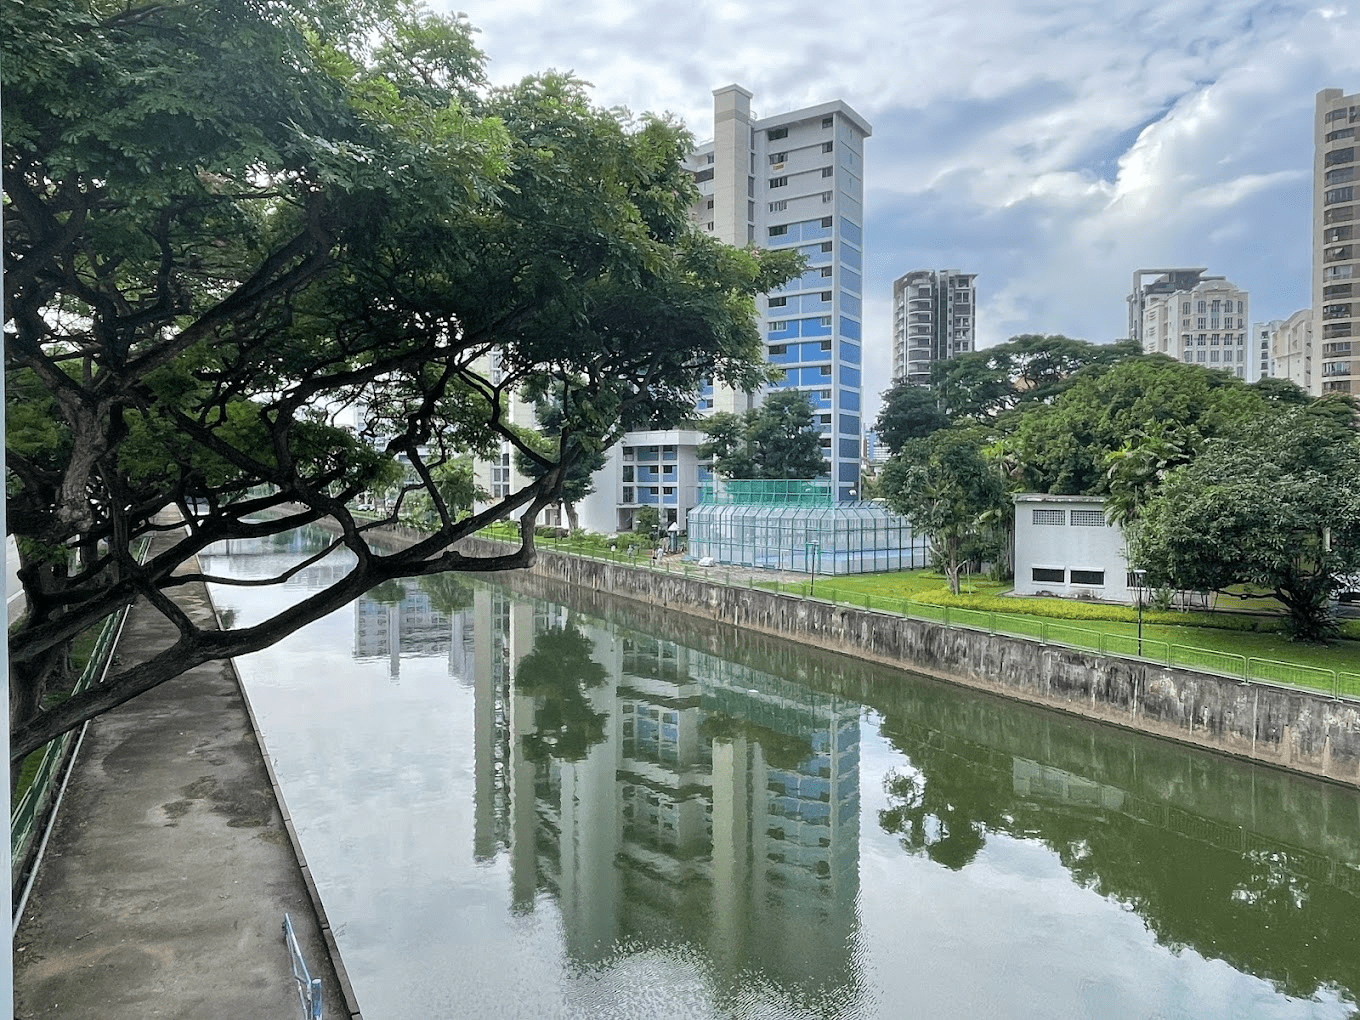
[879,767,986,872]
[367,579,408,605]
[515,623,609,763]
[417,572,474,615]
[700,715,814,772]
[874,717,1360,1004]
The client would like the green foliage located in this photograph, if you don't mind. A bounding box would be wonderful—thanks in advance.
[929,334,1141,420]
[1013,356,1272,496]
[634,506,661,536]
[1129,410,1360,642]
[873,381,949,455]
[881,429,1009,595]
[2,0,800,763]
[699,389,828,480]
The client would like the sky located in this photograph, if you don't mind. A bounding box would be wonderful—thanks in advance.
[434,0,1360,420]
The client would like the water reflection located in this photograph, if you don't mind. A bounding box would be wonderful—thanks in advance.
[467,588,862,1005]
[200,534,1360,1018]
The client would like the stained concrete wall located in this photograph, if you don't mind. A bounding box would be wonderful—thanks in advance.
[457,537,1360,788]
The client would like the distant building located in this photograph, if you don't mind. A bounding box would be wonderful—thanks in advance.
[1129,269,1250,377]
[1270,309,1315,392]
[891,269,976,386]
[1012,494,1132,604]
[1314,88,1359,396]
[1249,320,1280,382]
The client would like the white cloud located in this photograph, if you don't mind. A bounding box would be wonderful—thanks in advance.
[441,0,1360,421]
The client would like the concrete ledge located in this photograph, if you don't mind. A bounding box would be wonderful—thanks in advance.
[456,537,1360,789]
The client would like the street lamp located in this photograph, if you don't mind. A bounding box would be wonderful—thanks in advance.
[1133,569,1147,655]
[805,541,820,597]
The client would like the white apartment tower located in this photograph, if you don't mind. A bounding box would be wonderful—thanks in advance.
[1315,88,1360,396]
[891,270,976,386]
[1129,269,1250,377]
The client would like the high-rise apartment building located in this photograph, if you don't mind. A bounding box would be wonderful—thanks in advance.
[891,270,976,386]
[578,86,872,529]
[1128,269,1250,377]
[1314,89,1360,396]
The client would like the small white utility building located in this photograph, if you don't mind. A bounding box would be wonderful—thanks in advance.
[1012,494,1133,603]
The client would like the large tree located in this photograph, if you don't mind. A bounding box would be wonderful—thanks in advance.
[873,380,949,455]
[699,389,828,480]
[3,0,800,763]
[880,429,1009,595]
[1012,356,1273,496]
[1127,410,1360,641]
[929,334,1141,420]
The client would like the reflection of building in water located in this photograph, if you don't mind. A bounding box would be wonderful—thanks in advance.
[1013,759,1126,811]
[353,587,476,683]
[472,596,861,998]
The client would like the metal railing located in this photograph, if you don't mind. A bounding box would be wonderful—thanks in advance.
[283,913,324,1019]
[479,530,1360,703]
[11,537,154,904]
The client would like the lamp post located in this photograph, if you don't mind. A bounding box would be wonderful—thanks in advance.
[1134,569,1147,655]
[805,541,820,597]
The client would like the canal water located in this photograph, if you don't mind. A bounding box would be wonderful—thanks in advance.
[202,531,1360,1019]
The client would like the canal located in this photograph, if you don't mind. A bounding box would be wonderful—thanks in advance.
[201,530,1360,1019]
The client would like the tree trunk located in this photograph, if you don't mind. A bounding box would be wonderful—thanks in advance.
[565,501,580,533]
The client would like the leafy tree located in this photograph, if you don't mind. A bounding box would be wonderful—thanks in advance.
[1013,357,1270,496]
[881,429,1009,595]
[1127,410,1360,641]
[874,380,949,455]
[2,0,801,765]
[929,334,1141,420]
[634,506,661,537]
[699,389,828,479]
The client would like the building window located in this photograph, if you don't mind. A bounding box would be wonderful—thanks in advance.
[1325,146,1355,166]
[768,296,787,307]
[1070,510,1107,527]
[769,321,787,331]
[1032,509,1065,526]
[1197,301,1207,313]
[822,141,834,153]
[1326,186,1355,205]
[769,343,786,354]
[622,487,634,503]
[820,291,832,301]
[1181,302,1191,314]
[821,167,834,178]
[820,266,833,277]
[821,216,833,227]
[769,152,788,165]
[1070,569,1105,585]
[622,466,633,482]
[1032,567,1065,583]
[822,116,833,128]
[768,225,788,237]
[821,191,834,203]
[769,176,788,188]
[769,200,787,212]
[768,127,788,141]
[821,241,833,252]
[820,339,832,350]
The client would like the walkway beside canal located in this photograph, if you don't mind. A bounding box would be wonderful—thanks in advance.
[13,534,356,1018]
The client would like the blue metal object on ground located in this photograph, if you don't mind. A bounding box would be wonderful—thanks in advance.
[282,913,323,1019]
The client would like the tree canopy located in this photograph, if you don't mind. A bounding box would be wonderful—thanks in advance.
[1127,410,1360,641]
[2,0,800,762]
[873,380,950,456]
[928,335,1142,420]
[698,389,828,480]
[880,429,1008,595]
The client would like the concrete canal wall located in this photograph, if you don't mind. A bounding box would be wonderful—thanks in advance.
[453,536,1360,789]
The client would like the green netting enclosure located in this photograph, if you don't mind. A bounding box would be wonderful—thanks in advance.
[686,485,927,575]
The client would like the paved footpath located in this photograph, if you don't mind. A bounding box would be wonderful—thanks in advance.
[13,539,357,1018]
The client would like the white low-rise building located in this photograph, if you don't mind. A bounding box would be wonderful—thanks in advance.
[1012,494,1132,603]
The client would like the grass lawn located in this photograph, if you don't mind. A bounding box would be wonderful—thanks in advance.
[761,569,1360,681]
